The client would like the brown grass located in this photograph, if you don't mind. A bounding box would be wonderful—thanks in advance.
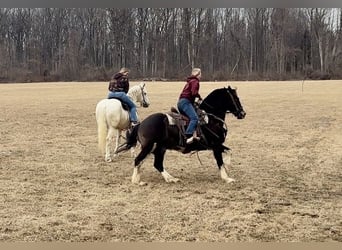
[0,80,341,242]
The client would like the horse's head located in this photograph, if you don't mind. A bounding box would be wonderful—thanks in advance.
[128,82,150,108]
[200,86,246,120]
[139,82,150,108]
[225,86,246,119]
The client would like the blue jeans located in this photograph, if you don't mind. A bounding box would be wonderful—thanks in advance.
[177,98,198,136]
[108,91,138,122]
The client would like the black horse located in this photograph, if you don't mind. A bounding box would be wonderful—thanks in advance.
[124,86,246,185]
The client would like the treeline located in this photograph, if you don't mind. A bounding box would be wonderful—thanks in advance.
[0,8,341,83]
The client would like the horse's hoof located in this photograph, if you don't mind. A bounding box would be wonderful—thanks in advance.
[225,178,235,183]
[173,178,180,183]
[131,180,147,186]
[105,158,112,162]
[166,178,180,183]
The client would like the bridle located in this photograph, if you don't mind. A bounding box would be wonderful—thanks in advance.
[199,88,242,117]
[139,83,149,108]
[225,88,242,116]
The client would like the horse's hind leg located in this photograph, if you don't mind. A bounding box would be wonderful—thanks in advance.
[105,128,116,162]
[131,142,154,185]
[153,145,179,183]
[113,129,122,156]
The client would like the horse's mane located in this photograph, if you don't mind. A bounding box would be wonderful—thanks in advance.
[200,88,228,117]
[127,82,145,101]
[203,88,226,103]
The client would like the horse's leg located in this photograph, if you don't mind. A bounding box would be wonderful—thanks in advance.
[105,127,116,162]
[153,145,179,183]
[113,129,122,156]
[130,142,140,158]
[131,142,154,185]
[132,162,147,186]
[213,148,235,183]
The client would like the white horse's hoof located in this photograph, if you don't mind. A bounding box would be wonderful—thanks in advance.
[105,157,112,162]
[164,177,180,183]
[225,178,235,183]
[161,171,180,183]
[170,178,180,183]
[131,180,147,186]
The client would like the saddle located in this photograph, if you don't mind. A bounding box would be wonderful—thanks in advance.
[166,107,208,146]
[108,97,129,111]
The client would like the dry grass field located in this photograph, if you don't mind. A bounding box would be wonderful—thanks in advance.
[0,80,341,242]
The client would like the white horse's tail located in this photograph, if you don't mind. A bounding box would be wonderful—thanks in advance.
[95,101,108,155]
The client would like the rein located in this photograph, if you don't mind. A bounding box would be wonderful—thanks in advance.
[201,116,227,140]
[195,112,228,150]
[192,113,229,166]
[206,113,227,130]
[198,100,228,131]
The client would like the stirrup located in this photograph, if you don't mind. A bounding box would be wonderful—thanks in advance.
[186,136,200,144]
[130,121,140,128]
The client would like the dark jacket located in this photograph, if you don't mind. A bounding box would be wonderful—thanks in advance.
[108,73,129,93]
[179,76,201,103]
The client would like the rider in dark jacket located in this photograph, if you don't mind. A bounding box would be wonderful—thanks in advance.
[108,67,139,126]
[108,71,129,93]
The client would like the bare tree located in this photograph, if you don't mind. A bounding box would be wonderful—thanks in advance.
[1,8,342,82]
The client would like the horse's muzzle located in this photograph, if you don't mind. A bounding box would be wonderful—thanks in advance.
[237,110,246,119]
[142,103,149,108]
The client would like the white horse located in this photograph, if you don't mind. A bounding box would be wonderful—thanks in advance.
[95,82,150,162]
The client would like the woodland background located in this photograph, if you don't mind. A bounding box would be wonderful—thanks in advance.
[0,8,341,83]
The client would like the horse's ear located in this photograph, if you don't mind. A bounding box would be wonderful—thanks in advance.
[227,85,231,90]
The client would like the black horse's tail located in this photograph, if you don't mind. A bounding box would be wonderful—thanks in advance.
[126,124,140,149]
[114,124,140,154]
